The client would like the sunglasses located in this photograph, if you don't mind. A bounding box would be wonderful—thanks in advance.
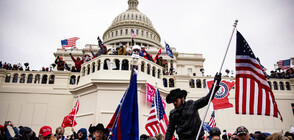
[57,133,64,136]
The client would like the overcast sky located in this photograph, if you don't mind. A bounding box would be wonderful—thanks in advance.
[0,0,293,76]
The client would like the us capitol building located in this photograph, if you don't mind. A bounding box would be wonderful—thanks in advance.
[0,0,293,136]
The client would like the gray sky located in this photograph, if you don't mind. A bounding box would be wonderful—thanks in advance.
[0,0,293,76]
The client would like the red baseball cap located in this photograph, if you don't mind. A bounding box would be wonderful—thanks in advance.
[39,126,52,137]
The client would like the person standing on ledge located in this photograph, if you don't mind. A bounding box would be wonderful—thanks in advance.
[165,73,222,140]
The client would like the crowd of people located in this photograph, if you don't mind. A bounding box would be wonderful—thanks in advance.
[267,68,294,79]
[0,121,293,140]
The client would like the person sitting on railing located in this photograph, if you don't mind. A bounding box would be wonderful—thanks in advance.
[91,38,107,59]
[70,53,85,72]
[140,46,153,62]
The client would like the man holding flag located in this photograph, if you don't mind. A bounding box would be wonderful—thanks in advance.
[165,73,221,140]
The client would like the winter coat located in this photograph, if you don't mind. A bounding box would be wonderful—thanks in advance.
[118,46,126,55]
[70,55,84,71]
[165,85,219,140]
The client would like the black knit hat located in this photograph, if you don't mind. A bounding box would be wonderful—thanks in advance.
[166,88,187,104]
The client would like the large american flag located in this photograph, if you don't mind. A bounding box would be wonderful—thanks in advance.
[61,37,79,49]
[235,31,282,121]
[145,89,169,137]
[208,111,216,128]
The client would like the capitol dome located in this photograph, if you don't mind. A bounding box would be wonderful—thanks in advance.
[103,0,162,49]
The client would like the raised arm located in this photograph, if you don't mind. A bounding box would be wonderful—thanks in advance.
[193,73,222,110]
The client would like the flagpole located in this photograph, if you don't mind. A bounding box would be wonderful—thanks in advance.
[195,20,238,140]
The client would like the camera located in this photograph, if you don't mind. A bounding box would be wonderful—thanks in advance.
[5,121,10,125]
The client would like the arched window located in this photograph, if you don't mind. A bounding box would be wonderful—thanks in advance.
[49,75,55,84]
[82,67,85,76]
[113,59,120,70]
[163,78,167,87]
[268,81,272,90]
[169,78,175,87]
[141,30,144,36]
[112,32,114,37]
[120,30,123,35]
[122,59,129,70]
[12,74,18,83]
[92,63,95,73]
[273,81,278,90]
[196,79,201,88]
[27,74,33,83]
[136,29,139,36]
[152,66,156,77]
[87,65,91,75]
[97,60,101,71]
[279,81,284,90]
[157,69,161,79]
[70,75,76,85]
[20,74,25,83]
[141,61,145,72]
[189,79,195,88]
[203,79,206,88]
[77,76,80,85]
[116,30,118,36]
[286,82,291,90]
[147,64,151,75]
[42,75,48,84]
[5,73,11,83]
[34,74,40,83]
[125,29,128,35]
[104,59,111,70]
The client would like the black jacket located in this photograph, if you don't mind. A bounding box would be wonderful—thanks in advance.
[165,85,219,140]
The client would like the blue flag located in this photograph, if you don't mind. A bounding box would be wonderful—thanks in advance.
[203,121,211,132]
[110,73,139,140]
[165,42,174,58]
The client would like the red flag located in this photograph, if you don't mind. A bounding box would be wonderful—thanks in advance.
[61,98,80,128]
[236,31,282,121]
[206,80,235,110]
[154,49,162,63]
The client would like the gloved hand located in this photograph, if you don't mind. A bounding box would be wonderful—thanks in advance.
[69,53,72,56]
[214,72,222,85]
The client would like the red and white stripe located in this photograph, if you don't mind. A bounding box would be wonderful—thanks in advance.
[235,55,282,120]
[62,37,79,49]
[208,116,216,128]
[145,105,168,137]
